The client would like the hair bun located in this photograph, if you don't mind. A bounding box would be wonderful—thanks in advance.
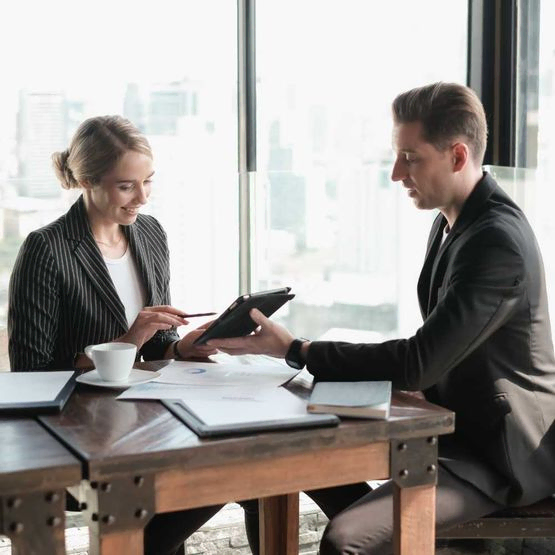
[52,149,77,189]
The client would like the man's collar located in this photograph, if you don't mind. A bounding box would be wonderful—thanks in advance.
[448,171,497,234]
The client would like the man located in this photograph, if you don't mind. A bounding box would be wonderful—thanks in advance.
[209,82,555,554]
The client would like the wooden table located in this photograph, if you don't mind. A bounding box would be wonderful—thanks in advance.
[0,417,81,555]
[39,364,454,555]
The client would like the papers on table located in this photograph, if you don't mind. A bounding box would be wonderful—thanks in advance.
[119,383,286,402]
[117,359,300,401]
[152,360,299,388]
[116,357,339,437]
[117,382,211,400]
[170,386,308,425]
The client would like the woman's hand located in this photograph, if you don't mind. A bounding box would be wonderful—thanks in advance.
[176,325,219,359]
[120,305,188,349]
[207,308,295,358]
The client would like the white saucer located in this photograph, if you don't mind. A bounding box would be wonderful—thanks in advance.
[76,369,161,389]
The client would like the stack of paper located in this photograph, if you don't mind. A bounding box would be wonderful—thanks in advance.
[118,360,299,400]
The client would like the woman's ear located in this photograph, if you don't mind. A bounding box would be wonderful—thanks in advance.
[79,180,93,190]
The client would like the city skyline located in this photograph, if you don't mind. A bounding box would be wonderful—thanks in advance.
[0,73,439,370]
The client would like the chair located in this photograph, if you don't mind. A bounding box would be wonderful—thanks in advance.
[438,496,555,539]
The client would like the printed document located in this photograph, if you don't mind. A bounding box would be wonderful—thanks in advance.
[183,387,308,425]
[118,384,309,425]
[153,360,299,387]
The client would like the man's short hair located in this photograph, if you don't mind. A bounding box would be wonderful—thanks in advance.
[392,82,488,164]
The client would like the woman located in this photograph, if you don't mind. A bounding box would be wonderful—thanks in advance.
[7,115,259,555]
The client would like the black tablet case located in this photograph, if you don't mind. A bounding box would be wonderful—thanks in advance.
[162,398,339,438]
[193,287,295,345]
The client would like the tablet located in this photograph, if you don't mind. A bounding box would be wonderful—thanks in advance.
[193,287,295,345]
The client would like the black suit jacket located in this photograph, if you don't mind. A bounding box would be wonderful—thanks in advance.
[306,173,555,506]
[8,195,179,371]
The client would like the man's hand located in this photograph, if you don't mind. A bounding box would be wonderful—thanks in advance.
[120,305,188,349]
[207,308,295,358]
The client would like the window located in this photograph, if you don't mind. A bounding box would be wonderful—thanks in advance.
[513,0,555,320]
[0,0,238,369]
[254,0,468,342]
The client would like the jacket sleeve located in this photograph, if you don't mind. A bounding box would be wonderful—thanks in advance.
[8,233,60,371]
[306,226,526,390]
[139,218,179,361]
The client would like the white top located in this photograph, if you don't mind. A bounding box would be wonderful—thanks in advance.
[103,248,146,327]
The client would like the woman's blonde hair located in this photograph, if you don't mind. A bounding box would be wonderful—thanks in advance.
[52,115,152,189]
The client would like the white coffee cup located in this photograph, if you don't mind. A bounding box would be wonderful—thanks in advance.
[84,342,137,382]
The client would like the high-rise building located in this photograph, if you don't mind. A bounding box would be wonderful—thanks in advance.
[16,91,70,198]
[124,79,201,136]
[148,81,199,135]
[123,83,146,132]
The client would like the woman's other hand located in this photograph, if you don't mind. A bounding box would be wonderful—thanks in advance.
[175,324,219,359]
[207,308,294,358]
[121,305,188,349]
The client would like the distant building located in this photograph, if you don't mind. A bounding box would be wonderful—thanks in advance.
[16,91,83,198]
[124,80,200,136]
[123,83,146,132]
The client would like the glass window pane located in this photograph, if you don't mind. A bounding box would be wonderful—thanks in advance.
[0,0,238,369]
[255,0,468,342]
[515,0,555,329]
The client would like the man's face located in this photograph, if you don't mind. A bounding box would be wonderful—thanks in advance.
[391,121,455,211]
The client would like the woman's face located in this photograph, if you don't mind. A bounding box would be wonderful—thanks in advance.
[85,150,154,226]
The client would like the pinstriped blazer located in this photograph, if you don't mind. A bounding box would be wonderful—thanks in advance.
[8,195,179,371]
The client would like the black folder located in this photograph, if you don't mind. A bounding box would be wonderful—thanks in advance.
[162,397,339,438]
[0,370,77,415]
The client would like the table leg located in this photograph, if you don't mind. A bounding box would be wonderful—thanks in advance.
[259,493,299,555]
[0,490,66,555]
[89,529,143,555]
[81,476,154,555]
[393,482,436,555]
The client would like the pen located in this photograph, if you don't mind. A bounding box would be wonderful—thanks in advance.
[180,312,218,318]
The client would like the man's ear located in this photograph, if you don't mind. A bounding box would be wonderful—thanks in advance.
[452,142,469,172]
